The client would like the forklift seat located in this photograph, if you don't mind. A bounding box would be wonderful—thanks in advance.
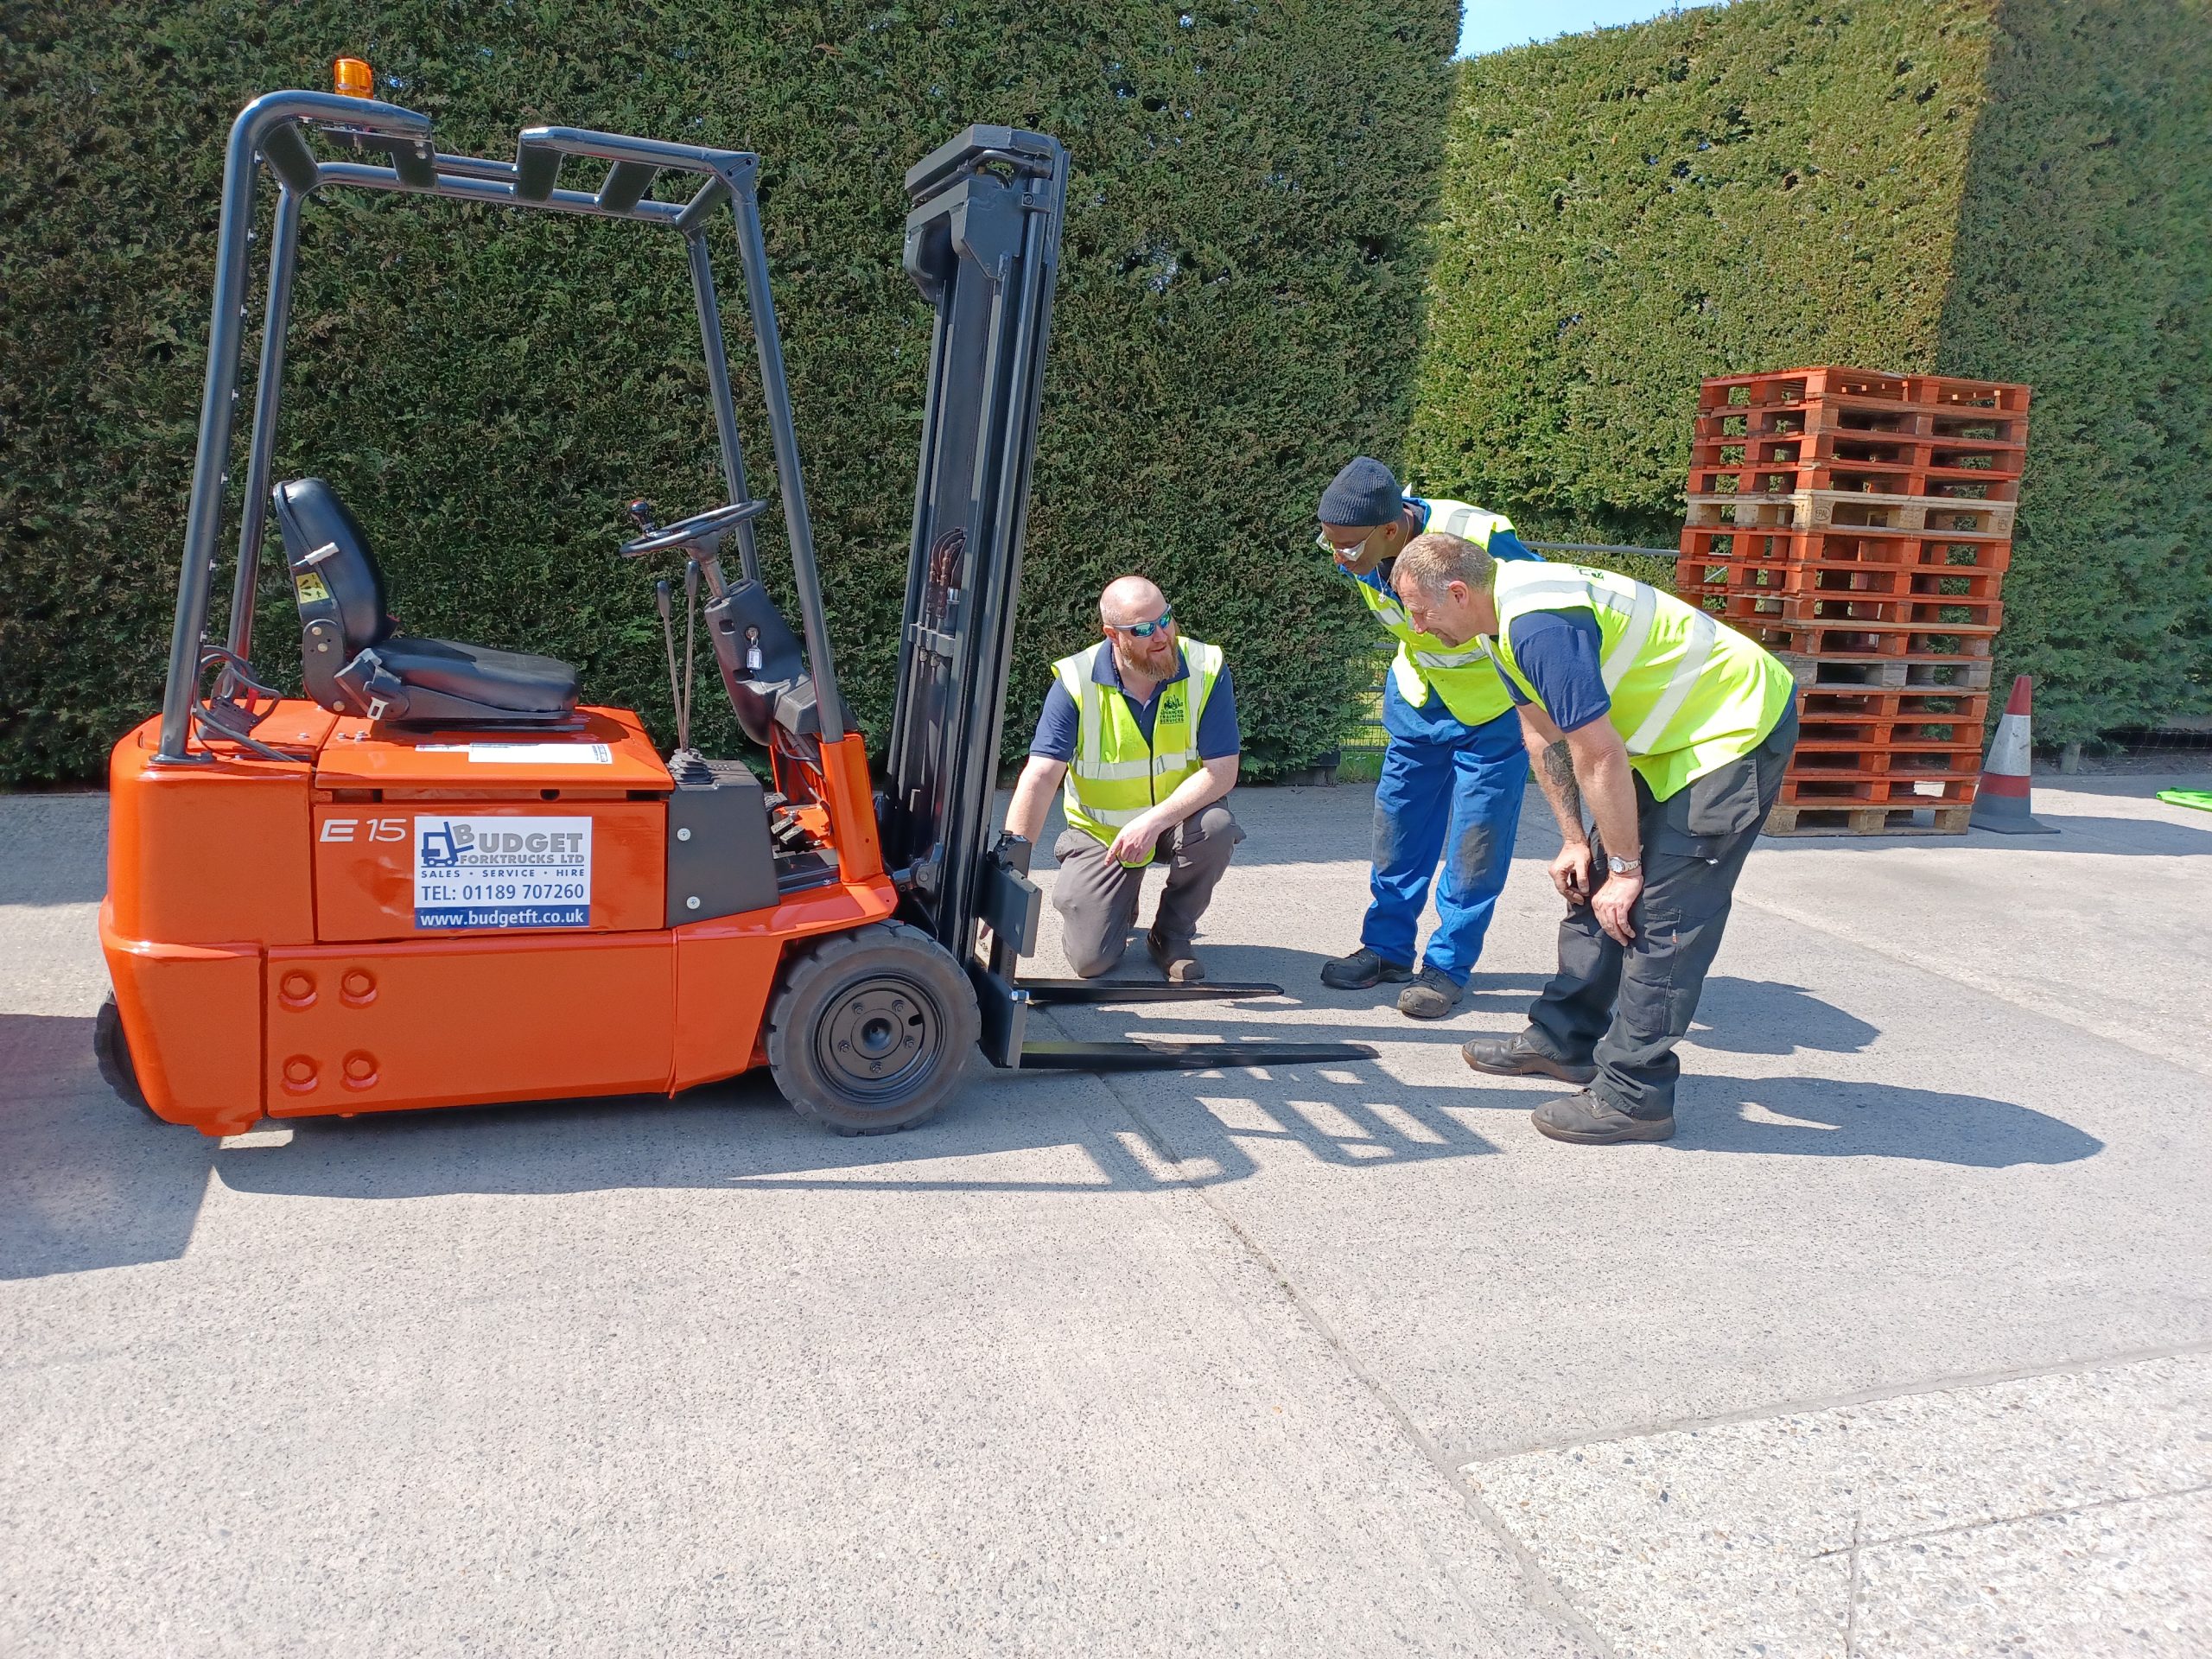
[275,479,581,725]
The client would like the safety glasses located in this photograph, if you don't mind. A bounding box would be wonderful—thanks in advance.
[1110,607,1174,639]
[1317,528,1371,560]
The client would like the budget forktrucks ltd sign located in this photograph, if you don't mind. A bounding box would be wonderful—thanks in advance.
[414,817,593,930]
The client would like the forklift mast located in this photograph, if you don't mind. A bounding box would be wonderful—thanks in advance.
[879,128,1067,1060]
[877,130,1375,1078]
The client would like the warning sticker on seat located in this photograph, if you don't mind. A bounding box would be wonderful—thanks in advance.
[414,817,592,930]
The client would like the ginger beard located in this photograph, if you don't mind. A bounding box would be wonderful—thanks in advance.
[1112,624,1178,683]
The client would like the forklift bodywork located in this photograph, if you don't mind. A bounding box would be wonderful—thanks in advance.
[100,85,1370,1140]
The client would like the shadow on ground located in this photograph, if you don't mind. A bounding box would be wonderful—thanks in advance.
[1688,1074,2104,1166]
[1061,974,1879,1058]
[0,1014,218,1281]
[203,1064,1510,1204]
[1690,978,1880,1056]
[1,973,2094,1278]
[201,1058,2094,1211]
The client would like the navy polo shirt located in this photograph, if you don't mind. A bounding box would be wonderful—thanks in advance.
[1498,609,1611,734]
[1029,641,1241,762]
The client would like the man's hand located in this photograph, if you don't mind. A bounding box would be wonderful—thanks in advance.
[1105,812,1163,868]
[1591,869,1643,947]
[1549,840,1592,906]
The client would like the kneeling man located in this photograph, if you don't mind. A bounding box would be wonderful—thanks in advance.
[1001,576,1243,983]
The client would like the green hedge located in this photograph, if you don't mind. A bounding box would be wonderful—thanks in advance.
[1407,0,1994,549]
[0,0,1457,783]
[1404,0,2209,742]
[1936,0,2212,742]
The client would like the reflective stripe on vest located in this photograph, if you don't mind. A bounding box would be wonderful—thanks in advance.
[1357,497,1518,727]
[1487,563,1795,801]
[1053,637,1225,855]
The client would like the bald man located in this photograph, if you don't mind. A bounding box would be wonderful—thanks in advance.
[1000,577,1243,982]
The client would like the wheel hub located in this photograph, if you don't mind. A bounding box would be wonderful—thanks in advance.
[817,977,941,1102]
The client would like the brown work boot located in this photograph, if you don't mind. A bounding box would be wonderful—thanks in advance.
[1462,1032,1598,1086]
[1147,927,1204,983]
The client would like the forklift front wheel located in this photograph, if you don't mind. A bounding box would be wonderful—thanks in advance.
[766,921,981,1135]
[93,994,161,1122]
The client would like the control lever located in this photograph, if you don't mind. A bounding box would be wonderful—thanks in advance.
[682,558,701,756]
[654,578,684,753]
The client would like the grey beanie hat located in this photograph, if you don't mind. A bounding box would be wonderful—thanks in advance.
[1318,456,1404,528]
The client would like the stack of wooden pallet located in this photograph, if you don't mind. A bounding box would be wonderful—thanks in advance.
[1676,366,2031,836]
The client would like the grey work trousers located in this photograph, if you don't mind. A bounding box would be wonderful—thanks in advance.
[1052,804,1243,977]
[1522,709,1798,1120]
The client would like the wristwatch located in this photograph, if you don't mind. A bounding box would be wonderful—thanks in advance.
[1607,854,1642,875]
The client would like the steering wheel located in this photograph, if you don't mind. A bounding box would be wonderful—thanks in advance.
[620,498,769,558]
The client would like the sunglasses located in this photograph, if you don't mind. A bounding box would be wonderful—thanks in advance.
[1109,606,1175,639]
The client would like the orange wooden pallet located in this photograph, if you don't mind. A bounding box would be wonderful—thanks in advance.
[1766,803,1974,836]
[1687,462,2022,503]
[1677,528,2014,577]
[1700,403,2031,448]
[1685,490,2016,539]
[1698,366,2031,417]
[1792,655,1994,692]
[1798,715,1984,749]
[1798,687,1990,724]
[1781,771,1980,805]
[1744,620,1996,661]
[1688,429,2025,478]
[1679,558,2010,607]
[1791,741,1986,776]
[1728,589,2004,630]
[1695,367,2030,839]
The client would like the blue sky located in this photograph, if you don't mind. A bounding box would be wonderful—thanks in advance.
[1458,1,1724,60]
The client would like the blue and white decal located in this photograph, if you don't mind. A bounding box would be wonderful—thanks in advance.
[414,816,592,931]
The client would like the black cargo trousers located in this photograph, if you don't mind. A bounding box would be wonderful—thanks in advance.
[1522,706,1798,1121]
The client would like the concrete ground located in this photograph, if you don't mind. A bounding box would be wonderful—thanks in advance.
[3,771,2209,1657]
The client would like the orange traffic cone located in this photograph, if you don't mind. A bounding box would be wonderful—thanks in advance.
[1970,674,2056,834]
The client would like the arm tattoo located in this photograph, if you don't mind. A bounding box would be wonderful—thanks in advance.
[1541,740,1584,826]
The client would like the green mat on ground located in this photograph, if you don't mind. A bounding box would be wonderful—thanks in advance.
[2156,790,2212,813]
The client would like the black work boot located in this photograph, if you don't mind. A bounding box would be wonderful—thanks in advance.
[1396,964,1465,1020]
[1531,1090,1675,1145]
[1147,927,1204,984]
[1319,947,1414,990]
[1462,1032,1598,1086]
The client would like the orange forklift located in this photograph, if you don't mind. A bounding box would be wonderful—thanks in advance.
[97,69,1371,1138]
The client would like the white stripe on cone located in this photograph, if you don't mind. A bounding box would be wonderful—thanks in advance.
[1984,710,2031,779]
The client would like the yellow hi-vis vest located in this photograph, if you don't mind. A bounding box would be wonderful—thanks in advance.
[1355,498,1518,727]
[1052,637,1226,863]
[1487,563,1797,801]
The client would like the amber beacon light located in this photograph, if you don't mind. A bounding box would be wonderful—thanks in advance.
[332,57,373,99]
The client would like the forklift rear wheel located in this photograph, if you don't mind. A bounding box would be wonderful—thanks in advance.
[93,994,160,1121]
[766,922,980,1135]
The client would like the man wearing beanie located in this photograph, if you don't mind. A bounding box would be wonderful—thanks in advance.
[1314,456,1541,1018]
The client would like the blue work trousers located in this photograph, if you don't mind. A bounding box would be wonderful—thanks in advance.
[1360,678,1527,984]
